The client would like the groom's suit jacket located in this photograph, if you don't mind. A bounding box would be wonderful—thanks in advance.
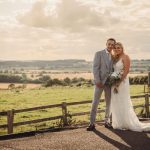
[93,49,113,85]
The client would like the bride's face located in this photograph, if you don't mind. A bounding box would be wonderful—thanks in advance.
[114,44,123,55]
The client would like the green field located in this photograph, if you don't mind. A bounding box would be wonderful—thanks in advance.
[0,85,146,135]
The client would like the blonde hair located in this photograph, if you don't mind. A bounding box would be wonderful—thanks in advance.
[112,42,124,63]
[115,42,124,52]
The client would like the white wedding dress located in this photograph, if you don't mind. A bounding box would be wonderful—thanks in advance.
[111,59,150,132]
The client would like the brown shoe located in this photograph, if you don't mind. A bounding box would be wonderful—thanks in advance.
[87,124,95,131]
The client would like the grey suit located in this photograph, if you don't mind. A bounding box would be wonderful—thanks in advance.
[90,49,113,125]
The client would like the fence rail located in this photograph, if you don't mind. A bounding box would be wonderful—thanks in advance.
[0,94,149,135]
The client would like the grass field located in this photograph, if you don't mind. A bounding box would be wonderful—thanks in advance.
[0,83,41,90]
[0,85,146,135]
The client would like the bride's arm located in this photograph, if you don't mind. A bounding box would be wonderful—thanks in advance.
[121,54,130,81]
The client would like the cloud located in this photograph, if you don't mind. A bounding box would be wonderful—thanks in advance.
[112,0,133,5]
[17,0,51,27]
[17,0,119,32]
[0,0,150,60]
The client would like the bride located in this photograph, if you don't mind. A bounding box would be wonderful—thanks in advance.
[110,42,150,132]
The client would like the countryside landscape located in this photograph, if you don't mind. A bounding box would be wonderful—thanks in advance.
[0,0,150,149]
[0,59,149,135]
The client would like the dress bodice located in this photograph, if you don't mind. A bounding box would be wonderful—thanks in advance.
[113,59,124,73]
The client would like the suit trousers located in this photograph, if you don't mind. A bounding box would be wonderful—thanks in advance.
[90,84,111,125]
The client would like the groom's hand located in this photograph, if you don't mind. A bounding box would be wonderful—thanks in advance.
[96,82,104,88]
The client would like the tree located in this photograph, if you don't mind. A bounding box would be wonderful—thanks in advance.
[39,75,51,83]
[8,83,15,90]
[31,74,34,78]
[44,80,53,87]
[64,77,71,85]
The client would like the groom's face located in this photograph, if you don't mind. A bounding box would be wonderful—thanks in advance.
[106,40,115,52]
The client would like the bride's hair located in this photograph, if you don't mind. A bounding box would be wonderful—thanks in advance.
[112,42,124,63]
[115,42,124,52]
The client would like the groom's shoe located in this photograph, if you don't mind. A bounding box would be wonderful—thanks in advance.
[105,122,112,129]
[87,124,95,131]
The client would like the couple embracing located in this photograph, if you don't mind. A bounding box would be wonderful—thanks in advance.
[87,38,150,132]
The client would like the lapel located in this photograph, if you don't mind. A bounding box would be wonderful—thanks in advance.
[102,49,109,69]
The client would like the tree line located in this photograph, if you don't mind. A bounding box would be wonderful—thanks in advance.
[0,74,148,87]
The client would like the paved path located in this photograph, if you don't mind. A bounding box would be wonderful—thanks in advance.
[0,124,150,150]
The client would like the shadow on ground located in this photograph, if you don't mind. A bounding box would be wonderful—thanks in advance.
[94,128,150,150]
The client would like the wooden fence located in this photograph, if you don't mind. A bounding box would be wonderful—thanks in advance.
[0,94,149,135]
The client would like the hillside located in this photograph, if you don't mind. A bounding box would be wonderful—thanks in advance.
[0,59,149,72]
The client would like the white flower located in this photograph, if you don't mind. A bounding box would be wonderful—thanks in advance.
[107,70,124,87]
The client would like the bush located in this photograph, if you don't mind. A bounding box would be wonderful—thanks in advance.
[63,77,71,85]
[43,79,53,87]
[39,75,51,83]
[0,74,23,83]
[129,76,148,85]
[8,83,15,90]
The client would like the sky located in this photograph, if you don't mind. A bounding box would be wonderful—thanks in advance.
[0,0,150,61]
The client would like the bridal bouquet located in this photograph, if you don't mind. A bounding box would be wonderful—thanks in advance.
[108,70,123,94]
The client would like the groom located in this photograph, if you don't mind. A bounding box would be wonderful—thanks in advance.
[87,38,116,131]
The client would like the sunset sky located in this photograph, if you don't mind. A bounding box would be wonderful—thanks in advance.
[0,0,150,60]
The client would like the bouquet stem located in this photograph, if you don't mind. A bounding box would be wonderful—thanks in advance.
[114,87,118,94]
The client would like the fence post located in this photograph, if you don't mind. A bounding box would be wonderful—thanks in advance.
[145,94,149,118]
[148,72,150,86]
[144,83,146,93]
[62,102,68,126]
[148,72,150,93]
[7,109,14,134]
